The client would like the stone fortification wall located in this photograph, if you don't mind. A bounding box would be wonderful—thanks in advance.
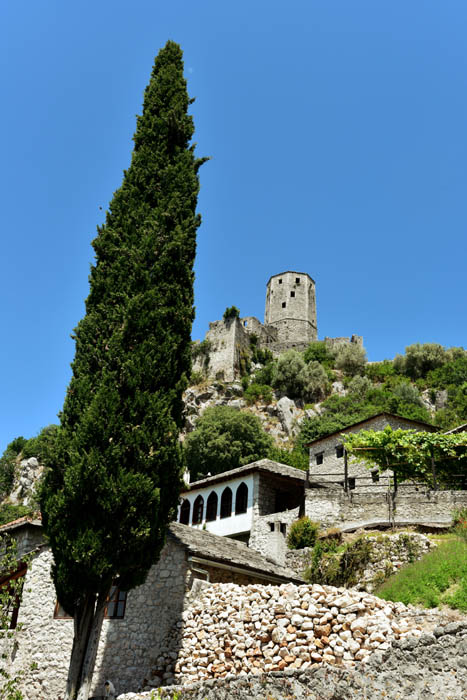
[139,581,452,691]
[119,619,467,700]
[285,533,433,591]
[193,318,251,382]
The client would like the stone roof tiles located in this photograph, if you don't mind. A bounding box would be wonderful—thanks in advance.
[184,458,306,492]
[168,522,303,584]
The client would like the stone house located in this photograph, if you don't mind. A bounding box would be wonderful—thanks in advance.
[1,517,301,700]
[306,412,437,492]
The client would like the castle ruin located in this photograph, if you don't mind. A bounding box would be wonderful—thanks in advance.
[193,270,362,381]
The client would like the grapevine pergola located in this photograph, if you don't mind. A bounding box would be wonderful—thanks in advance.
[343,427,467,490]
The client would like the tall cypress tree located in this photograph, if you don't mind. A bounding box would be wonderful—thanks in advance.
[40,41,206,700]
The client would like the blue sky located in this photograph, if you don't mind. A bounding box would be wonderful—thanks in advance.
[1,1,466,452]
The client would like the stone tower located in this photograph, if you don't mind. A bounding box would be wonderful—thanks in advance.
[264,271,317,351]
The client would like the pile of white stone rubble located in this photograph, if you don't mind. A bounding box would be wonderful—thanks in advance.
[151,582,426,687]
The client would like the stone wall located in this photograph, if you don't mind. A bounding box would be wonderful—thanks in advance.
[192,318,251,382]
[249,507,300,563]
[265,272,317,347]
[128,581,454,692]
[8,540,191,699]
[285,533,433,591]
[119,620,467,700]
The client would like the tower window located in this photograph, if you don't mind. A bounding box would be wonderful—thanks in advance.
[282,302,286,308]
[296,278,300,284]
[278,279,282,284]
[315,452,324,465]
[290,291,295,298]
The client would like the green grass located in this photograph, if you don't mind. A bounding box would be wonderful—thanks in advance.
[375,536,467,611]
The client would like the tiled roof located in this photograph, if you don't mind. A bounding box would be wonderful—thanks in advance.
[168,522,303,583]
[0,514,42,533]
[184,459,306,492]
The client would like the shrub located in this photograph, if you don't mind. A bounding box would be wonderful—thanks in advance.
[0,504,34,526]
[301,361,329,402]
[334,344,367,376]
[365,360,395,381]
[223,305,240,321]
[287,517,320,550]
[348,375,372,401]
[254,360,276,386]
[268,445,308,471]
[392,381,423,407]
[304,342,335,368]
[189,370,206,385]
[395,343,448,380]
[244,383,273,405]
[272,350,307,398]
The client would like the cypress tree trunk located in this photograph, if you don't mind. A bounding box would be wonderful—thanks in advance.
[41,40,206,700]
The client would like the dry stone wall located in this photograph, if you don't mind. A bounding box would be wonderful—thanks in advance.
[143,581,432,690]
[119,620,467,699]
[285,533,433,591]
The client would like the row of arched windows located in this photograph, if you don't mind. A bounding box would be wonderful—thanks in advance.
[179,483,249,526]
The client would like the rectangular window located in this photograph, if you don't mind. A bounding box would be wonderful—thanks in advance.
[371,470,380,483]
[296,278,300,284]
[348,478,356,490]
[282,302,286,308]
[105,585,127,619]
[335,445,344,459]
[279,279,282,284]
[290,291,295,297]
[280,523,287,536]
[315,452,324,465]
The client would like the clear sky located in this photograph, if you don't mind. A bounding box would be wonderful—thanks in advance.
[1,1,466,453]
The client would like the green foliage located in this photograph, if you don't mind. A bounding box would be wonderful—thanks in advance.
[0,440,23,499]
[427,353,467,388]
[40,40,204,690]
[0,505,34,526]
[394,343,448,380]
[272,350,307,398]
[244,383,273,405]
[254,360,276,386]
[268,445,308,471]
[303,342,335,369]
[272,351,328,401]
[391,381,423,407]
[223,305,240,321]
[344,427,467,487]
[287,517,320,550]
[304,535,372,587]
[251,345,273,366]
[334,343,367,376]
[347,375,372,401]
[365,360,396,381]
[375,537,467,611]
[184,406,273,479]
[21,425,59,463]
[189,370,206,386]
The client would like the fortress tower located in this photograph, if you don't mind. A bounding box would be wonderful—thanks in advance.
[264,271,317,352]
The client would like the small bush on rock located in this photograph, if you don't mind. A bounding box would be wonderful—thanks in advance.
[287,517,320,550]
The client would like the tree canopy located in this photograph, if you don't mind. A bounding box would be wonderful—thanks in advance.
[40,41,204,700]
[184,406,273,480]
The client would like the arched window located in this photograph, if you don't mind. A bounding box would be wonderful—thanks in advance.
[220,487,232,519]
[179,499,190,525]
[235,482,248,515]
[206,492,218,522]
[192,495,204,525]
